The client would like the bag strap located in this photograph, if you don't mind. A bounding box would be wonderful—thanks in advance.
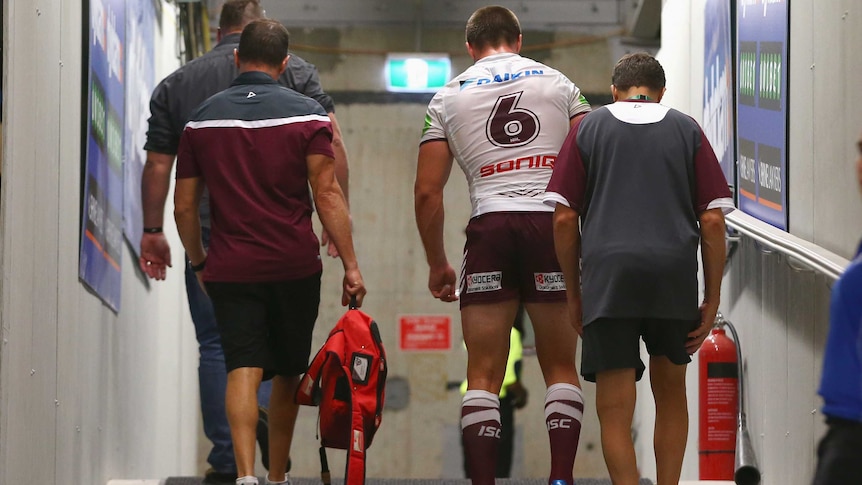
[344,391,366,485]
[319,445,332,485]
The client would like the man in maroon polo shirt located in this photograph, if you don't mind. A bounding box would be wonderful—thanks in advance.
[174,19,365,485]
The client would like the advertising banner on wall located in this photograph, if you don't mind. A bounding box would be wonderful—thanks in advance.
[736,0,789,230]
[124,0,156,256]
[704,0,735,186]
[80,0,126,312]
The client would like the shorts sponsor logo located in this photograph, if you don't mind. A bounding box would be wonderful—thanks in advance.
[535,272,565,292]
[465,271,502,293]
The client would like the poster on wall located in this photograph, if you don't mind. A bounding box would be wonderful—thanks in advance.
[124,0,156,256]
[80,0,125,312]
[736,0,789,230]
[704,0,735,187]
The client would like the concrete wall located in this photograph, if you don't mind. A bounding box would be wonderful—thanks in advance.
[0,2,200,484]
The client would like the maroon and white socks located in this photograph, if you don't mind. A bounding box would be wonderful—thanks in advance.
[545,383,584,484]
[461,390,501,485]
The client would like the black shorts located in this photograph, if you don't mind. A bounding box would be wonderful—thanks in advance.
[581,317,699,382]
[206,272,321,379]
[458,212,566,308]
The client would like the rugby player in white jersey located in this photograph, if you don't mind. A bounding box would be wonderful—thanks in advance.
[413,6,590,485]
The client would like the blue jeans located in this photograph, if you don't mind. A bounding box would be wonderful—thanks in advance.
[187,227,273,473]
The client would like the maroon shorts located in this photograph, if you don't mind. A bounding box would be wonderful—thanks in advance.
[458,211,566,308]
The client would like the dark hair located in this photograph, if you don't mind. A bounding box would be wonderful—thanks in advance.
[611,52,666,92]
[219,0,264,32]
[237,19,290,68]
[465,6,521,50]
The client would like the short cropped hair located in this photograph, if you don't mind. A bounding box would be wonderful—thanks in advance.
[611,52,666,92]
[219,0,264,32]
[465,6,521,51]
[237,19,290,68]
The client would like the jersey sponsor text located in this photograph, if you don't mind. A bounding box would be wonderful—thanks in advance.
[461,69,546,89]
[479,154,555,178]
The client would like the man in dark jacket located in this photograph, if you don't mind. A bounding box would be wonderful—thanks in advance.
[139,1,350,482]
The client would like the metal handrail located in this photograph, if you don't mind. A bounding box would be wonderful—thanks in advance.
[725,210,850,281]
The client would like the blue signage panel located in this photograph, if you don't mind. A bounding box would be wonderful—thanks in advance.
[704,0,736,187]
[124,0,156,257]
[81,0,126,311]
[736,0,789,230]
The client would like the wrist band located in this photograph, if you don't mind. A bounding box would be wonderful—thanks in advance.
[143,227,163,234]
[190,258,206,272]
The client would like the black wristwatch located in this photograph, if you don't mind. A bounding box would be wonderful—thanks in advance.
[190,258,207,272]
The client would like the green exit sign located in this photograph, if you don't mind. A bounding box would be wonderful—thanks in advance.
[386,54,451,92]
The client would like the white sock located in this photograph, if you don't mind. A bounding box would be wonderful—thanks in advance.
[236,476,258,485]
[265,474,290,484]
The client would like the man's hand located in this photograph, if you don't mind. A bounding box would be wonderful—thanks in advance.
[688,300,719,354]
[428,263,458,302]
[343,267,367,307]
[506,381,529,409]
[320,228,340,258]
[139,232,172,280]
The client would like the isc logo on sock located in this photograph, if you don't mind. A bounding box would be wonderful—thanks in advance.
[547,418,573,430]
[477,425,501,438]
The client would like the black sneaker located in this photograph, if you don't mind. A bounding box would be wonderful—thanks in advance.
[202,468,238,485]
[257,406,270,471]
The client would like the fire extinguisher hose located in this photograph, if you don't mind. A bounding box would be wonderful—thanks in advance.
[716,312,762,485]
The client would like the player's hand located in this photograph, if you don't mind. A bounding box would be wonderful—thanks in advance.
[320,228,340,258]
[139,232,172,280]
[688,301,718,354]
[566,293,583,336]
[506,381,529,409]
[428,263,458,302]
[343,267,366,307]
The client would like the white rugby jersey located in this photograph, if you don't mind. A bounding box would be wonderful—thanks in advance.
[420,52,590,217]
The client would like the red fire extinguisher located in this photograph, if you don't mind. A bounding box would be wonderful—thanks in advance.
[698,326,738,480]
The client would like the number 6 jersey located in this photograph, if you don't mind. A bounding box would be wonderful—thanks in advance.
[420,52,591,218]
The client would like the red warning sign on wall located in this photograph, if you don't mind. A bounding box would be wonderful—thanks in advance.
[398,315,451,351]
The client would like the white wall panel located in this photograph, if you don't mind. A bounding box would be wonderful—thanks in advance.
[808,1,860,257]
[1,0,62,482]
[784,266,818,482]
[787,0,815,242]
[759,253,789,484]
[1,2,196,484]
